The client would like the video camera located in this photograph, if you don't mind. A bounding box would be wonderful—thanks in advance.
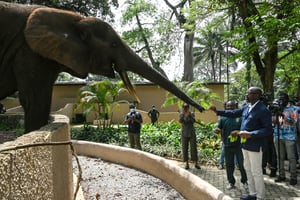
[260,93,284,115]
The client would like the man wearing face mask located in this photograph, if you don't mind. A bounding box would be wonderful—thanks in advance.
[125,104,143,150]
[273,91,299,185]
[179,103,201,170]
[209,87,272,200]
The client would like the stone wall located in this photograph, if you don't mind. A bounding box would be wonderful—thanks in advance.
[0,115,74,200]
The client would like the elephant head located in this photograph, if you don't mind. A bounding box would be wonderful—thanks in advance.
[24,7,205,111]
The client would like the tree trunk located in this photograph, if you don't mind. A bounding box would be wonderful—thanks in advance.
[259,45,277,97]
[163,0,194,82]
[182,33,194,82]
[234,0,277,96]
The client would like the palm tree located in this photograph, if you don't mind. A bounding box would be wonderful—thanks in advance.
[193,21,239,83]
[77,80,129,128]
[193,29,227,82]
[162,80,220,111]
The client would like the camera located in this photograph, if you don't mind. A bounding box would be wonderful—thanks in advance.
[130,113,136,119]
[269,101,284,114]
[260,93,284,114]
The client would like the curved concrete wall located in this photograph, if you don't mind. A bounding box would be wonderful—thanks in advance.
[72,140,232,200]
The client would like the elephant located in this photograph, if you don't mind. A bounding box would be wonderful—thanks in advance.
[0,2,204,133]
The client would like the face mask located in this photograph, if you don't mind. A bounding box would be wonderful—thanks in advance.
[130,108,135,113]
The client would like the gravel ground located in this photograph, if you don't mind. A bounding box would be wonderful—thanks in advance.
[72,156,186,200]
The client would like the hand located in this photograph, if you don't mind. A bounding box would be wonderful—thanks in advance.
[230,130,239,137]
[214,128,221,134]
[239,130,251,139]
[208,106,217,113]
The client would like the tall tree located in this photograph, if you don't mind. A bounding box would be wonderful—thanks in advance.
[226,0,300,96]
[121,0,175,78]
[164,0,195,82]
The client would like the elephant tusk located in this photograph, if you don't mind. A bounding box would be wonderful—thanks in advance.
[119,71,141,103]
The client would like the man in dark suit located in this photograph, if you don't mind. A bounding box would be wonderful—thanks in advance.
[209,87,273,200]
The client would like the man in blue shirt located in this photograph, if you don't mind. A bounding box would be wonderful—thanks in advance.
[209,87,272,200]
[214,100,248,190]
[273,92,298,185]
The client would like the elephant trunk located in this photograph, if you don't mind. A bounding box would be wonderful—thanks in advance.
[125,55,205,112]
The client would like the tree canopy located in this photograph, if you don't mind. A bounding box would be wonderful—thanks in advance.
[11,0,300,99]
[6,0,119,20]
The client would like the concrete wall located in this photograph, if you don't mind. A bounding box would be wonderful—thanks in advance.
[2,82,226,124]
[0,114,74,200]
[54,83,225,124]
[72,140,233,200]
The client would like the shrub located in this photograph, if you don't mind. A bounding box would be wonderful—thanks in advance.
[71,121,221,164]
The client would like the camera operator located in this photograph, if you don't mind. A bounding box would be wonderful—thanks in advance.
[260,94,277,178]
[273,91,299,185]
[125,104,143,150]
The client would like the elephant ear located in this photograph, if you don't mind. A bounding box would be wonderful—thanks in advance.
[24,7,89,77]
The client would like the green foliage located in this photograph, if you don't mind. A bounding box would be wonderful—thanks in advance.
[71,123,128,145]
[121,0,179,74]
[227,66,262,103]
[71,121,221,164]
[275,51,300,97]
[76,80,129,128]
[162,80,220,110]
[8,0,119,18]
[0,120,25,137]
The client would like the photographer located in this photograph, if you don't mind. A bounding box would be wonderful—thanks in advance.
[125,104,143,150]
[179,103,201,170]
[273,92,298,185]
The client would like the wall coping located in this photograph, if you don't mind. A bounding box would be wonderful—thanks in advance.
[72,140,233,200]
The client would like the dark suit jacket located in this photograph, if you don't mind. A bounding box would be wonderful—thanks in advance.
[216,101,272,152]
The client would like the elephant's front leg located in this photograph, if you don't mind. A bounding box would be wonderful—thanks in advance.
[18,84,53,133]
[14,49,60,133]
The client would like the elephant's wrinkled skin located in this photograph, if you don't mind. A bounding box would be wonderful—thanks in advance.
[0,2,204,133]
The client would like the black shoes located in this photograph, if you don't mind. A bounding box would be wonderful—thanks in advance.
[185,162,200,170]
[195,165,201,169]
[185,164,200,169]
[275,176,297,185]
[269,169,277,177]
[240,195,256,200]
[275,176,286,182]
[290,178,297,185]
